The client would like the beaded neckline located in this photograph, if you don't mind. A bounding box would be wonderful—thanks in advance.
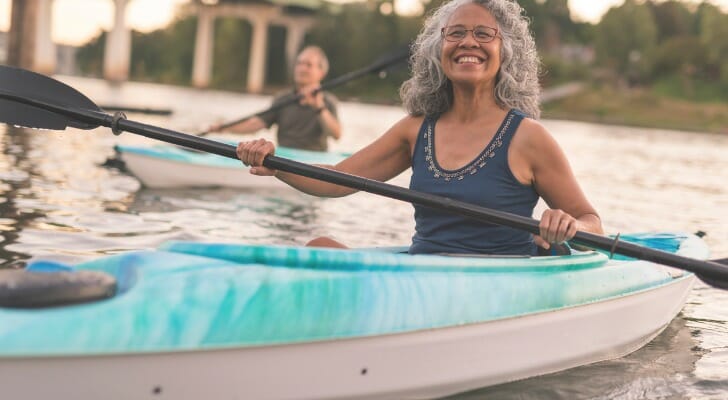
[424,111,515,181]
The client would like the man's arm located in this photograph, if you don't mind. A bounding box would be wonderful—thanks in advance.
[211,116,267,134]
[318,106,341,140]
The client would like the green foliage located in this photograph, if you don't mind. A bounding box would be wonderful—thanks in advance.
[129,16,196,84]
[648,0,693,41]
[652,75,728,102]
[697,3,728,73]
[305,3,420,98]
[540,54,591,86]
[594,0,658,85]
[652,36,707,78]
[75,32,105,77]
[210,18,251,90]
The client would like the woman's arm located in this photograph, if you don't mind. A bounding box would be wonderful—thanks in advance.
[237,116,420,197]
[510,119,603,248]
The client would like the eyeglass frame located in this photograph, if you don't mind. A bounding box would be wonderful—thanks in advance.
[440,25,501,44]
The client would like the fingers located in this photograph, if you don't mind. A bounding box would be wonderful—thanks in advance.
[533,235,550,250]
[298,85,323,108]
[538,209,577,245]
[236,139,277,175]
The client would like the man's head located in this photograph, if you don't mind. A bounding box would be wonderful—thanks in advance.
[294,46,329,87]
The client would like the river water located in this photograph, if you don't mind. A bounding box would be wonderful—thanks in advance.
[1,76,727,399]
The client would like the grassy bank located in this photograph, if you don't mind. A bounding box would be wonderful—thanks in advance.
[542,86,728,134]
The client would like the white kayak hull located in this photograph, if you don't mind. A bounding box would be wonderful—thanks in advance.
[120,151,286,189]
[0,274,694,400]
[115,144,348,189]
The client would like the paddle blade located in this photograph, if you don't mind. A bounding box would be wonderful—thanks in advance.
[0,65,101,130]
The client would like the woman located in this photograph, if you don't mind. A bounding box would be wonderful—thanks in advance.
[237,0,603,255]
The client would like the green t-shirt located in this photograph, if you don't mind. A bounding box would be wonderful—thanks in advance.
[258,91,339,151]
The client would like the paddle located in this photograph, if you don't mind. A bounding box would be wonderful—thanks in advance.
[99,105,173,116]
[196,45,410,136]
[2,65,728,289]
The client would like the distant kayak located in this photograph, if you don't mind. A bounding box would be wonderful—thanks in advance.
[0,232,707,399]
[114,142,349,189]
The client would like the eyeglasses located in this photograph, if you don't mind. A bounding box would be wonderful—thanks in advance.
[441,25,500,43]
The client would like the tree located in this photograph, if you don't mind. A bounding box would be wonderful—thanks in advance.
[594,0,658,86]
[647,0,693,42]
[697,3,728,85]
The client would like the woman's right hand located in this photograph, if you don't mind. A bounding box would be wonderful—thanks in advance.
[236,138,277,176]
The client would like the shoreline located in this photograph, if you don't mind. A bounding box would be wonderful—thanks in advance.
[56,74,728,135]
[541,86,728,135]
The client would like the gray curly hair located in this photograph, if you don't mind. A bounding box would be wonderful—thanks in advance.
[400,0,541,119]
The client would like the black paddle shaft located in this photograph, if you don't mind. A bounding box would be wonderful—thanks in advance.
[1,65,727,289]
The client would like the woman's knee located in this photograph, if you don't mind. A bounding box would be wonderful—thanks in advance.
[305,237,348,249]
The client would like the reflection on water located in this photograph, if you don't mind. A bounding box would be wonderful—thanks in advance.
[0,126,37,268]
[449,317,703,399]
[128,186,415,248]
[0,76,727,398]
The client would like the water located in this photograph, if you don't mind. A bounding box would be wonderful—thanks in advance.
[1,76,727,398]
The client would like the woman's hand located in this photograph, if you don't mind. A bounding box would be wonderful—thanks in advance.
[534,208,578,250]
[236,138,277,176]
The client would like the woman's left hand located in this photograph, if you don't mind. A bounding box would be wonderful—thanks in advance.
[534,209,578,250]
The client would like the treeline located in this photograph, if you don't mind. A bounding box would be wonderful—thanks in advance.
[76,0,728,102]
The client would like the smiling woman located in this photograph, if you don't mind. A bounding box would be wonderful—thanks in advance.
[236,0,604,256]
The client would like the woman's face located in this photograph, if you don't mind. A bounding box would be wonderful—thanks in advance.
[440,3,502,88]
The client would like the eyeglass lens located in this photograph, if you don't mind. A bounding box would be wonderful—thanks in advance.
[442,26,498,43]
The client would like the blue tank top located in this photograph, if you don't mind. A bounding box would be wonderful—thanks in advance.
[409,109,539,256]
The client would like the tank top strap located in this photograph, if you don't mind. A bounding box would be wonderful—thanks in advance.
[411,115,436,168]
[497,109,526,149]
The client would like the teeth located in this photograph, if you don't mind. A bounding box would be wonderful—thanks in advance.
[457,56,482,64]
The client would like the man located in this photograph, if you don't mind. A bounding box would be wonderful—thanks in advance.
[211,46,341,151]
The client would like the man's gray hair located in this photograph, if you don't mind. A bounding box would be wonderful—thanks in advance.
[300,46,330,76]
[400,0,541,118]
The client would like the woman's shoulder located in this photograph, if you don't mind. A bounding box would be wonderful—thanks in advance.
[382,114,425,132]
[512,112,549,138]
[510,112,559,153]
[382,114,426,143]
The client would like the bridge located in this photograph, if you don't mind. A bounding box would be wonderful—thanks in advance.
[6,0,322,93]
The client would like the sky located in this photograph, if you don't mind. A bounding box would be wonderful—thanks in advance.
[0,0,727,46]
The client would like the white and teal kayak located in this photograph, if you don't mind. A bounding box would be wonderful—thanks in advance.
[0,233,708,399]
[115,143,349,189]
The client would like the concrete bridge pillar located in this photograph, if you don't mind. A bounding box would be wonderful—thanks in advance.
[192,6,214,88]
[283,21,310,73]
[247,18,270,93]
[32,0,56,74]
[7,0,55,73]
[103,0,131,82]
[188,2,316,92]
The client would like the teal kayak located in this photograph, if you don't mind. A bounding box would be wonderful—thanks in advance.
[114,142,349,189]
[0,232,707,399]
